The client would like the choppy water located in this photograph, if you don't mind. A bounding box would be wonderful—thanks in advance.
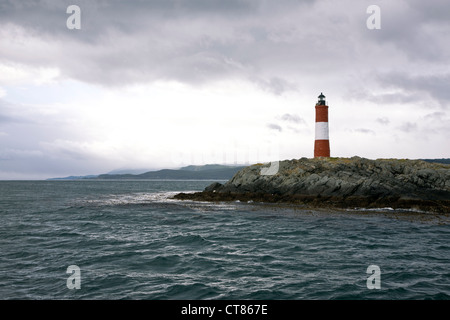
[0,180,449,299]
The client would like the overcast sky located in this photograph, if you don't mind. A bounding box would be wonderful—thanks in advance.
[0,0,449,179]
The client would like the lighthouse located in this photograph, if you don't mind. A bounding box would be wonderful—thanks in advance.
[314,92,330,158]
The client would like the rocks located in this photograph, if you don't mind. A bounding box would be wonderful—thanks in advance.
[174,157,450,213]
[204,182,223,192]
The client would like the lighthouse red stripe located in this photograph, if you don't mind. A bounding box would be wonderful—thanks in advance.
[314,140,330,158]
[315,105,328,122]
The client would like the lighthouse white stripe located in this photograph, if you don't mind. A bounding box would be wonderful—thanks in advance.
[315,122,329,140]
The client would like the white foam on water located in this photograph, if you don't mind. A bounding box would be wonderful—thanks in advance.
[76,191,241,212]
[348,206,431,214]
[79,191,185,206]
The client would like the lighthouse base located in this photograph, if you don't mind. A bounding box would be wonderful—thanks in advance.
[314,140,330,158]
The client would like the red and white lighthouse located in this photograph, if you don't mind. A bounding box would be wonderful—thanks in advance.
[314,92,330,158]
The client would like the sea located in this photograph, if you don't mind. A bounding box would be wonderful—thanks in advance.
[0,180,449,300]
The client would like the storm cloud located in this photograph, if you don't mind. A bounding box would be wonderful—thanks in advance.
[2,0,448,91]
[1,0,449,179]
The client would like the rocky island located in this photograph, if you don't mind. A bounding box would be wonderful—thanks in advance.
[174,157,450,213]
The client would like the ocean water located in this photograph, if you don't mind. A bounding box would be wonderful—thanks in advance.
[0,180,449,300]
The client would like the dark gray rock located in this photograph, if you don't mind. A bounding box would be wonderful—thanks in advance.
[204,182,223,192]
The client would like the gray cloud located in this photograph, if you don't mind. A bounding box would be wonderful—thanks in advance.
[0,113,14,124]
[365,0,450,62]
[376,117,390,125]
[377,72,450,108]
[6,0,448,91]
[279,113,306,124]
[424,112,446,120]
[420,111,450,136]
[253,77,298,95]
[398,122,418,133]
[268,113,307,134]
[0,0,320,88]
[354,128,375,135]
[0,100,29,124]
[267,123,282,132]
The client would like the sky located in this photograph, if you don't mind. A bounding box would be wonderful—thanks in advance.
[0,0,449,179]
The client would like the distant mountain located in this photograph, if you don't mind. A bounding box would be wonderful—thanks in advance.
[96,164,246,180]
[48,175,99,180]
[106,168,157,175]
[179,164,238,171]
[48,164,246,180]
[421,158,450,165]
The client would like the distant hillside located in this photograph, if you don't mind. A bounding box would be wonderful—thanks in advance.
[179,164,237,171]
[48,175,98,180]
[95,164,246,180]
[421,158,450,165]
[106,168,156,175]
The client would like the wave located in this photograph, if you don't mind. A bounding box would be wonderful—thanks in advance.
[73,191,188,207]
[347,206,436,214]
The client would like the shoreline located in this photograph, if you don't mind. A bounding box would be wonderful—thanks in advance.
[173,191,450,214]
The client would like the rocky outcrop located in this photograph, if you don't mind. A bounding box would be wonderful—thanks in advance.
[174,157,450,213]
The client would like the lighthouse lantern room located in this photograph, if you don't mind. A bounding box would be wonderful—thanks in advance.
[317,92,326,105]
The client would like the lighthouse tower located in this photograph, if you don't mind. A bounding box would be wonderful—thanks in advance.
[314,92,330,158]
